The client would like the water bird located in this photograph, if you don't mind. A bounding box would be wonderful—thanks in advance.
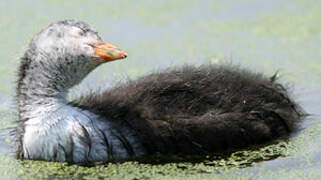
[15,20,303,163]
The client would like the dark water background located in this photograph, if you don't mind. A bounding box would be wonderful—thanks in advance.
[0,0,320,179]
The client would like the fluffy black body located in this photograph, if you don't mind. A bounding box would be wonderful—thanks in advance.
[73,64,303,156]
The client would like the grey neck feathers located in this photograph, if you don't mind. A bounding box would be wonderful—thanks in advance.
[17,48,100,120]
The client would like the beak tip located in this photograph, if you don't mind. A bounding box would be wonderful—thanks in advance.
[120,52,127,59]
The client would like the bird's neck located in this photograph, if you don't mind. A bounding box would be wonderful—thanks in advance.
[17,68,71,122]
[17,53,100,122]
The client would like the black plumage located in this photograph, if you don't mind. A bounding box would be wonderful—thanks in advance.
[72,64,304,156]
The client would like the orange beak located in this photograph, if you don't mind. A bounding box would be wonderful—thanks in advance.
[91,41,127,62]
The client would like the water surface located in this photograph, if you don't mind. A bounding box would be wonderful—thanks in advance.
[0,0,320,179]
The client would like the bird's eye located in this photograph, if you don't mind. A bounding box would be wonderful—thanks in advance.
[78,31,85,36]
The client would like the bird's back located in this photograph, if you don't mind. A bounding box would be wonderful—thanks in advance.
[73,65,304,157]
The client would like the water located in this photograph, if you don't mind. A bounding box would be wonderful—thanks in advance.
[0,0,320,179]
